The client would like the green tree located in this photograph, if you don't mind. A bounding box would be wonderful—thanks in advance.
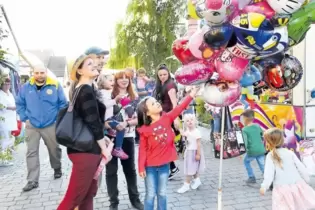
[108,0,186,76]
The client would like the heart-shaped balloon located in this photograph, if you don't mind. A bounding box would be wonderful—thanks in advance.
[203,80,241,107]
[175,60,215,85]
[215,50,250,81]
[172,38,197,65]
[242,1,275,19]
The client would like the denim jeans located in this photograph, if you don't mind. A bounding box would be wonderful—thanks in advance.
[144,164,169,210]
[107,120,125,149]
[243,154,265,178]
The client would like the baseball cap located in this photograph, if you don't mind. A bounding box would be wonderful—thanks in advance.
[85,47,109,56]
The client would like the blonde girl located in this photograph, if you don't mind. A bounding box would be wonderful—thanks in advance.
[261,128,315,210]
[177,113,205,193]
[97,73,129,160]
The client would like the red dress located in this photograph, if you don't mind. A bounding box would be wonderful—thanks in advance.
[137,96,193,172]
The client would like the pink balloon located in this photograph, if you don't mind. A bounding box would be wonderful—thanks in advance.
[188,27,220,60]
[242,1,275,19]
[202,80,241,107]
[175,60,215,85]
[215,50,250,81]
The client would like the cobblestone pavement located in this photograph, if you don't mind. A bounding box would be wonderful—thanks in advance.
[1,127,313,210]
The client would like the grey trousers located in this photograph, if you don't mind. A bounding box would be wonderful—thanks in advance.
[25,122,62,182]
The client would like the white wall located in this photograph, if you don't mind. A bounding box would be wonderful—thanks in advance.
[292,25,315,106]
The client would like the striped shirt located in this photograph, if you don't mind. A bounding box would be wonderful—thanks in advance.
[67,84,105,155]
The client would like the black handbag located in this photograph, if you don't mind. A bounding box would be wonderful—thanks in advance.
[56,86,94,151]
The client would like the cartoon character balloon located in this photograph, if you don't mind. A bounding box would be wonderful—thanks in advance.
[232,12,289,59]
[203,80,241,107]
[188,27,220,59]
[203,23,234,49]
[175,60,215,85]
[215,50,249,81]
[196,0,239,25]
[266,0,305,15]
[263,54,303,91]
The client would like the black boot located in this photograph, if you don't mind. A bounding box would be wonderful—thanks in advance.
[54,168,62,179]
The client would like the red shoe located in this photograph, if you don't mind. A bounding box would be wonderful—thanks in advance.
[112,148,129,160]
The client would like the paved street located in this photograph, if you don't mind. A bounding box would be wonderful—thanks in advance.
[0,127,296,210]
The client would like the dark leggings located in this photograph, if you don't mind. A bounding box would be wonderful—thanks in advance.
[170,122,180,172]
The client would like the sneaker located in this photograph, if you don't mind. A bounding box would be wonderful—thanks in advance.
[22,181,39,192]
[246,177,256,184]
[112,148,129,160]
[54,168,62,179]
[177,182,190,193]
[191,177,202,190]
[168,167,180,180]
[131,200,144,210]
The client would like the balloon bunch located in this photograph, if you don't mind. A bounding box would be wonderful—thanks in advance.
[172,0,314,107]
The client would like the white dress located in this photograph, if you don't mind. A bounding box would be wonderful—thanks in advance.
[0,90,17,151]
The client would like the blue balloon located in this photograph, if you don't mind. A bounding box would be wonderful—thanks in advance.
[203,23,234,49]
[239,65,262,87]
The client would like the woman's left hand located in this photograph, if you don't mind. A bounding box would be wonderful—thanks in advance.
[195,153,201,161]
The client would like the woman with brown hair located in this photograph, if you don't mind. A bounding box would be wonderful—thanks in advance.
[57,54,112,210]
[105,70,144,210]
[153,64,180,179]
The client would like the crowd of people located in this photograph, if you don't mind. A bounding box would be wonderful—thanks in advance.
[1,45,315,210]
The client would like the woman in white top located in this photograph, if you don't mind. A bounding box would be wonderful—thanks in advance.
[261,128,315,210]
[0,78,17,166]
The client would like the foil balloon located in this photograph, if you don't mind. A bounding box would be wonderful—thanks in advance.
[188,0,200,19]
[242,1,275,19]
[266,0,305,15]
[203,80,241,107]
[188,27,219,59]
[227,43,256,60]
[255,52,285,69]
[287,1,315,46]
[263,54,303,91]
[215,50,249,81]
[175,60,215,85]
[239,65,262,87]
[196,0,239,25]
[203,23,234,49]
[232,13,288,58]
[172,38,197,64]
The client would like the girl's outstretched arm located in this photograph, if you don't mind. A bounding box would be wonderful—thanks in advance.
[166,96,193,122]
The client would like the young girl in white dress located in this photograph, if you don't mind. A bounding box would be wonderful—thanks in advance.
[177,113,205,193]
[261,128,315,210]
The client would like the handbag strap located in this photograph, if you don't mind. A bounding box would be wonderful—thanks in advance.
[67,86,83,112]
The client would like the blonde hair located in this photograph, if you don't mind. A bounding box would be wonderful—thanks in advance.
[264,128,284,168]
[183,114,197,130]
[97,73,114,90]
[137,68,146,74]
